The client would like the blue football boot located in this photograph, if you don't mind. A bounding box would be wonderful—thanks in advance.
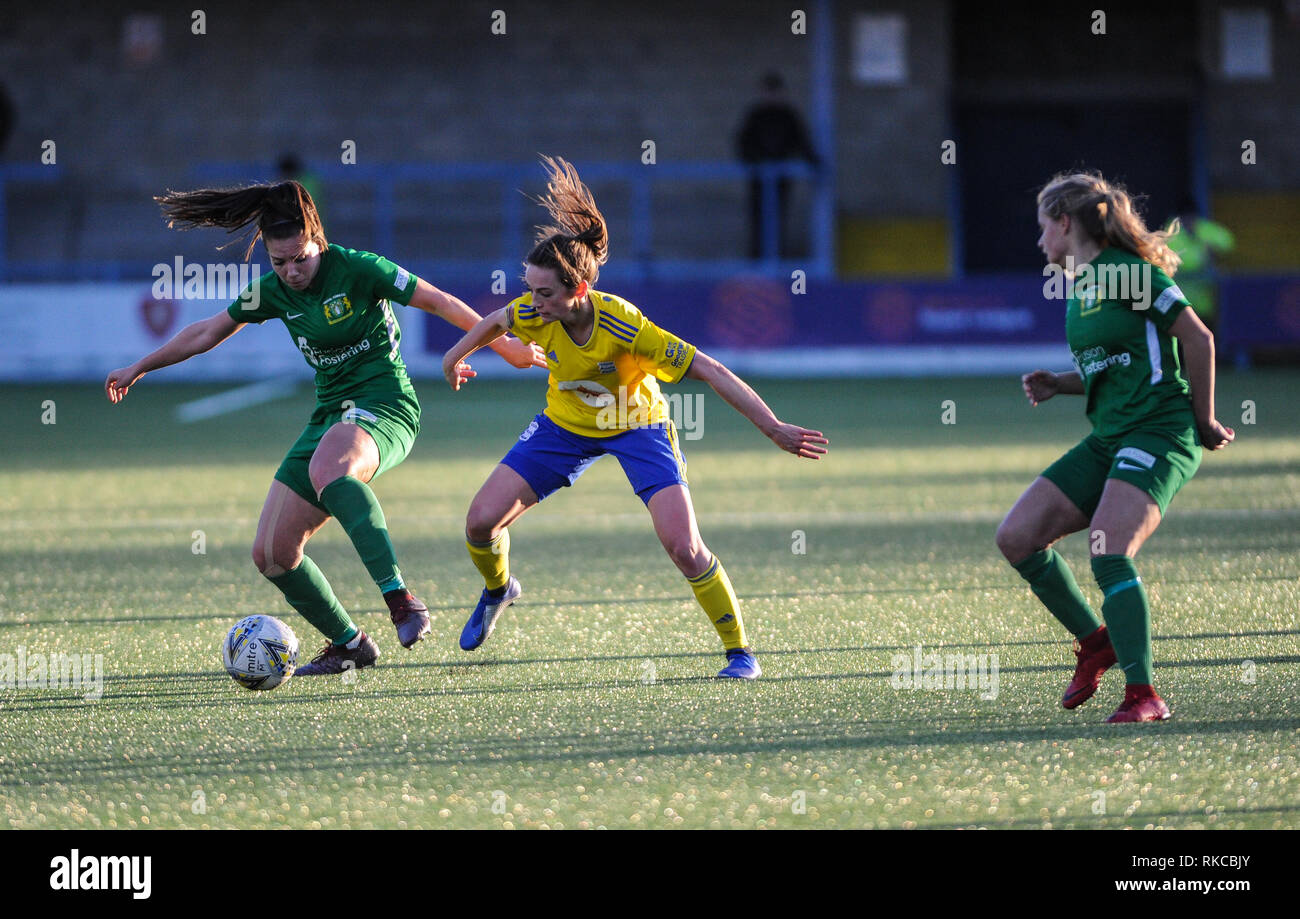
[459,576,522,650]
[717,646,761,679]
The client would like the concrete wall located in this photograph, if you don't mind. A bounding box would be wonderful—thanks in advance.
[0,0,1295,274]
[1200,0,1300,190]
[1,0,824,267]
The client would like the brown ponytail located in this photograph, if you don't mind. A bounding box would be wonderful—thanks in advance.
[1037,171,1181,276]
[525,155,609,288]
[155,180,327,261]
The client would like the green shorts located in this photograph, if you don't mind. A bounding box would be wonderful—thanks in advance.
[1041,428,1202,517]
[274,389,421,511]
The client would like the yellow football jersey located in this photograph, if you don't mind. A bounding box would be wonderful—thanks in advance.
[506,289,697,438]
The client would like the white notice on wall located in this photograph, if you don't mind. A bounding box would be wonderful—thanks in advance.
[1221,8,1272,80]
[853,13,908,85]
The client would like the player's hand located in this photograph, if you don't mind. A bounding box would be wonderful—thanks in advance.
[1198,418,1235,450]
[443,360,477,392]
[495,337,548,370]
[105,364,143,403]
[769,422,828,459]
[1022,369,1059,406]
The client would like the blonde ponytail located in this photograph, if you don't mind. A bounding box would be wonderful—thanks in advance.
[1038,172,1181,276]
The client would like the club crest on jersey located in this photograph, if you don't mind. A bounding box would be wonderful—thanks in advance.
[1077,284,1100,316]
[323,294,354,325]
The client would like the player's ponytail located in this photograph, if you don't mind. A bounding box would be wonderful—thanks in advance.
[1037,171,1181,276]
[525,155,609,288]
[155,180,327,261]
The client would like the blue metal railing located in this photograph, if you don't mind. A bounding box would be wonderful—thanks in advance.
[0,163,62,281]
[0,159,831,283]
[190,159,832,282]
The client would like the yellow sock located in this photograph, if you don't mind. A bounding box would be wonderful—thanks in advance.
[687,555,747,650]
[467,530,510,591]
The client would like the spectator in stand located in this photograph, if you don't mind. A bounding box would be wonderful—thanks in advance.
[0,82,14,155]
[735,72,820,259]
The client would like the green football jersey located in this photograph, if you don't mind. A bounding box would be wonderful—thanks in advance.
[1065,247,1195,440]
[226,244,420,406]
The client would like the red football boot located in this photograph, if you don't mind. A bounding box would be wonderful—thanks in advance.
[1062,626,1118,709]
[1106,684,1172,723]
[385,590,431,649]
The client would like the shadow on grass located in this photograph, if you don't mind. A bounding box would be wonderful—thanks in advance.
[4,709,1299,790]
[4,627,1297,694]
[920,801,1300,829]
[7,573,1298,628]
[5,653,1297,716]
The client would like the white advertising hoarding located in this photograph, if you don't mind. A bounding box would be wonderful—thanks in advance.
[0,283,444,382]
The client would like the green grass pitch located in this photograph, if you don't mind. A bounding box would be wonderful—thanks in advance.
[1,372,1297,829]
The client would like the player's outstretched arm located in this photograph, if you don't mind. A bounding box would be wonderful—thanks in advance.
[409,280,545,370]
[686,351,828,459]
[1170,308,1234,450]
[441,307,515,391]
[105,309,244,403]
[1021,369,1084,406]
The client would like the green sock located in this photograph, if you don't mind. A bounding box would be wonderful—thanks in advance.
[267,556,358,644]
[1091,554,1153,684]
[1012,548,1103,639]
[319,476,404,593]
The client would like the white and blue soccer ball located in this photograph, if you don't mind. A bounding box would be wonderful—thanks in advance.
[222,615,299,690]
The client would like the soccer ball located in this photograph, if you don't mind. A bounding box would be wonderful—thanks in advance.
[222,615,299,690]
